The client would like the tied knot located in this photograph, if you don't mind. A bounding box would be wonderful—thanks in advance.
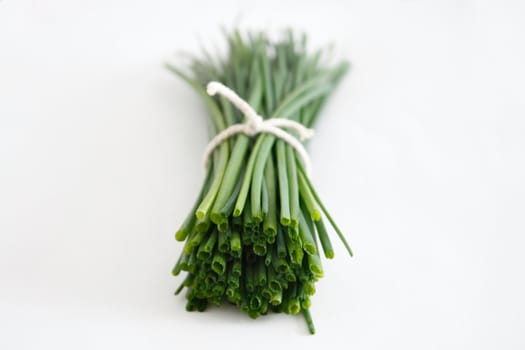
[247,114,264,136]
[203,81,314,175]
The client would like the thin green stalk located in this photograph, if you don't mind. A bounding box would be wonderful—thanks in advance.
[298,169,321,221]
[250,138,274,222]
[286,145,300,228]
[218,225,230,253]
[233,138,263,217]
[231,230,242,257]
[314,217,334,259]
[298,211,317,255]
[306,250,323,278]
[297,165,353,257]
[210,136,250,223]
[197,230,217,261]
[175,168,212,241]
[303,309,316,334]
[276,141,291,225]
[195,144,229,220]
[261,177,269,217]
[263,154,278,238]
[276,226,288,258]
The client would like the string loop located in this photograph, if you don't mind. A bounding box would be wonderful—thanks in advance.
[203,81,314,175]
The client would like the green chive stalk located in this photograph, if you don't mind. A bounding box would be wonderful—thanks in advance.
[168,29,352,334]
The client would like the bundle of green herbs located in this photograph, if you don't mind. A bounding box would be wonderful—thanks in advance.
[167,29,352,334]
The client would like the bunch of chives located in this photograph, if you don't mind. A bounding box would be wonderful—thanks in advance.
[167,29,352,334]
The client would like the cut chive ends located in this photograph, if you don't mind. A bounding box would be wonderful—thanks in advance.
[169,29,353,335]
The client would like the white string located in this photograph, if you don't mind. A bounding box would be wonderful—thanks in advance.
[202,81,314,175]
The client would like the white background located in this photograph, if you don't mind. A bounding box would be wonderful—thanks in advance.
[1,0,524,349]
